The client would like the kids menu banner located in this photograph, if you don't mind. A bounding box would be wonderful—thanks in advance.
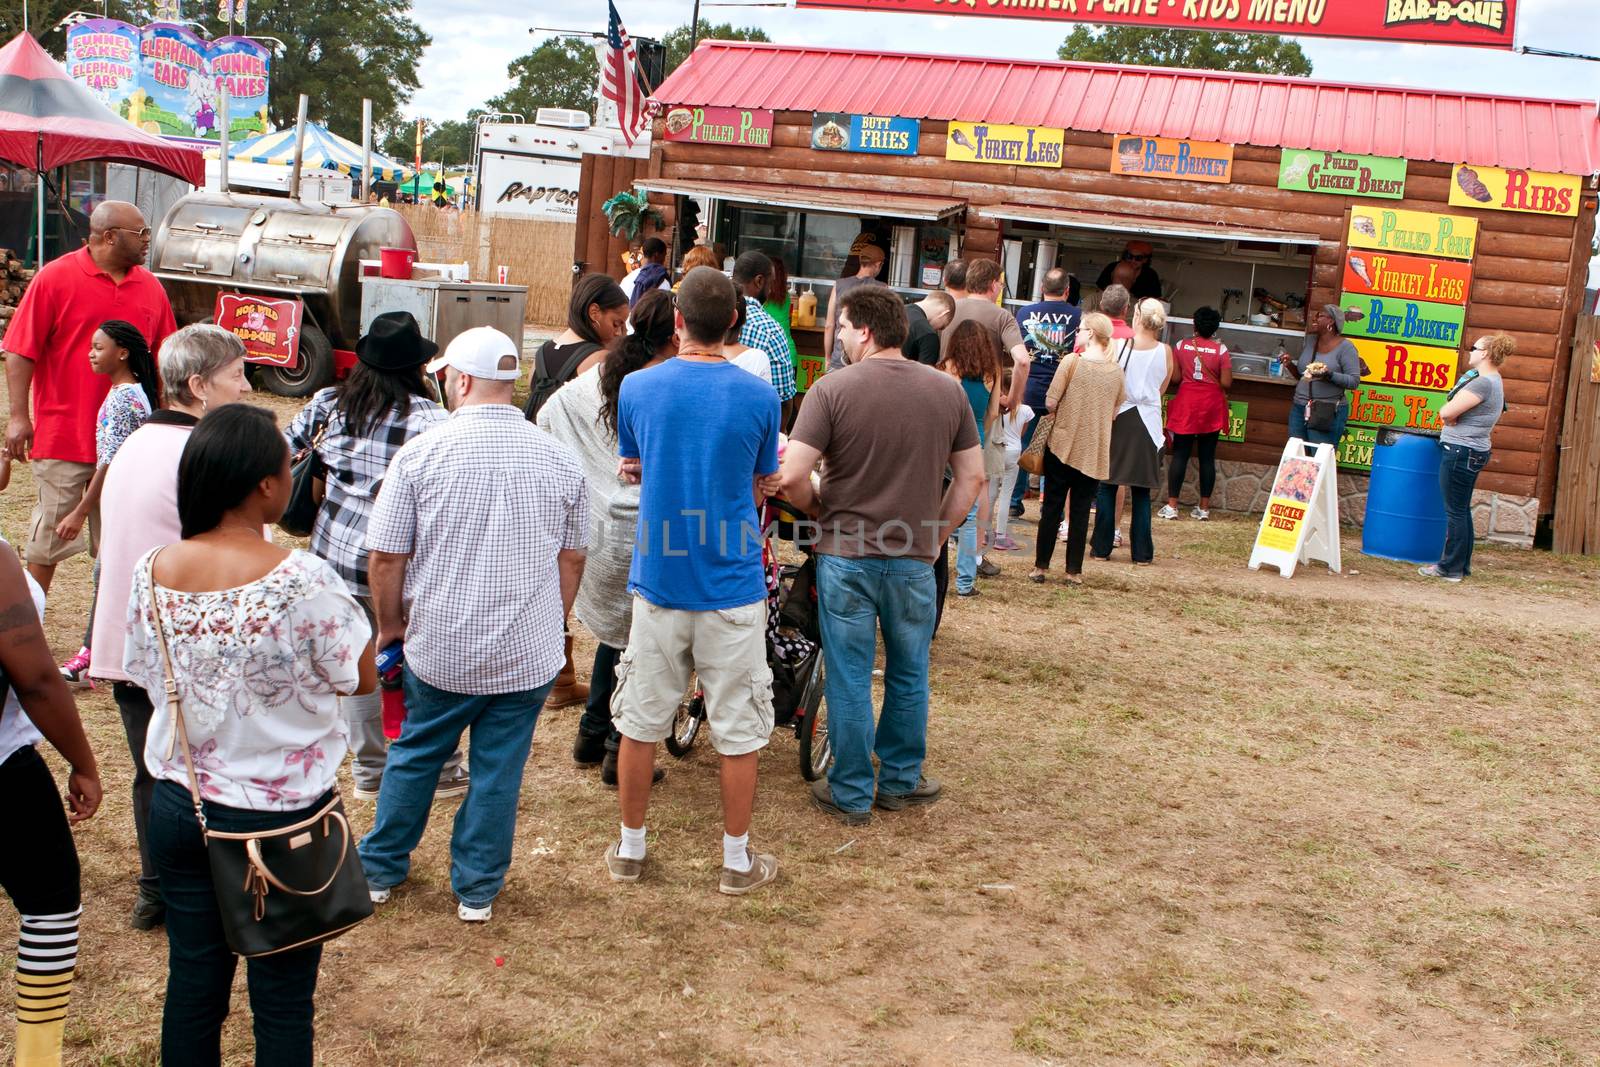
[791,0,1517,49]
[65,20,270,141]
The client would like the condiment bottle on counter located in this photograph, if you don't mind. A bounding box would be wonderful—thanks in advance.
[796,285,817,328]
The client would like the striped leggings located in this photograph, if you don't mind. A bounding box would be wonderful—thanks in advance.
[1,745,81,1067]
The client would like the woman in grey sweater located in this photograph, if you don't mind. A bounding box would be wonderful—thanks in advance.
[1279,304,1369,447]
[537,290,675,784]
[1421,332,1513,582]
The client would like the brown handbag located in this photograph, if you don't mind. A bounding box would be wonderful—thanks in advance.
[1019,355,1079,476]
[145,552,374,958]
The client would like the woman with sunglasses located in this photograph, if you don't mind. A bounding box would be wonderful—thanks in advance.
[1421,333,1513,583]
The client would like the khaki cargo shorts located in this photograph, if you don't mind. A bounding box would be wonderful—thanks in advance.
[612,596,774,757]
[26,459,97,566]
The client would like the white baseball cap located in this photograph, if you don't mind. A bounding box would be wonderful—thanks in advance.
[425,326,521,380]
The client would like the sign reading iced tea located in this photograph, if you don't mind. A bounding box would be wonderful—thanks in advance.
[1343,250,1472,306]
[1449,163,1581,217]
[661,106,773,148]
[1347,381,1448,433]
[1346,208,1478,261]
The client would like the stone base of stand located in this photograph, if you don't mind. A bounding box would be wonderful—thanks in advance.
[1152,457,1537,548]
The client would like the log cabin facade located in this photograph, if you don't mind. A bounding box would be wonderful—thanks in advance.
[577,42,1600,536]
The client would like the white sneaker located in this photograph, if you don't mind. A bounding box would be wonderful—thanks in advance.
[352,784,380,802]
[457,901,492,922]
[369,885,391,904]
[1157,504,1180,520]
[1191,507,1210,521]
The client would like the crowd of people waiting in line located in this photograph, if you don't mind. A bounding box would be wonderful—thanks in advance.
[0,201,1512,1065]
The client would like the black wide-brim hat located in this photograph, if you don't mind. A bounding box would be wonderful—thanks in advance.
[357,311,439,371]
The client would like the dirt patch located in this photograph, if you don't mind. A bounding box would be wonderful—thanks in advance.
[2,379,1597,1065]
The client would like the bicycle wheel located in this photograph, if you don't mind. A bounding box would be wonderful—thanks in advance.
[665,675,704,758]
[795,652,831,781]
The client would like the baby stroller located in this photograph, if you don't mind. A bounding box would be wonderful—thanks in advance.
[665,499,831,781]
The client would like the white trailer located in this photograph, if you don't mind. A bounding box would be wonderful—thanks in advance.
[475,109,648,222]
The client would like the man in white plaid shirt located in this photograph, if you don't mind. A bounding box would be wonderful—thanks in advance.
[358,327,588,924]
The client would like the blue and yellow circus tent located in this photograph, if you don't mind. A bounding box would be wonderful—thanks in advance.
[225,123,414,184]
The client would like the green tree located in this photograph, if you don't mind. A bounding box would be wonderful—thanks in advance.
[484,38,599,120]
[187,0,431,134]
[380,117,475,168]
[662,21,770,79]
[0,0,84,55]
[1057,25,1312,76]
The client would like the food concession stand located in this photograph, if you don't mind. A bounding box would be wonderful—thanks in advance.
[576,42,1600,538]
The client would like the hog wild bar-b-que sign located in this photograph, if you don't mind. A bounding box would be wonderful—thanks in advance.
[792,0,1518,50]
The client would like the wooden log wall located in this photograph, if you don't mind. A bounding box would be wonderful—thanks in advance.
[573,153,653,281]
[589,111,1597,504]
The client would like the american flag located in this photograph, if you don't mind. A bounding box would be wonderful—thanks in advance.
[602,2,649,147]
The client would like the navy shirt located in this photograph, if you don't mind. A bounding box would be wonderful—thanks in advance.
[1015,299,1081,409]
[618,359,780,610]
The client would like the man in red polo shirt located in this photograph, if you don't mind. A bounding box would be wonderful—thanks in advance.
[4,201,176,593]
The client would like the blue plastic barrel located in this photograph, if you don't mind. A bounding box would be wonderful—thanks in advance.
[1361,431,1446,563]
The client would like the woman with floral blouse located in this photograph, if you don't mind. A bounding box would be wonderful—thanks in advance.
[124,404,376,1067]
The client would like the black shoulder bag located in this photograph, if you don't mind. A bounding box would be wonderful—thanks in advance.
[279,410,329,538]
[145,553,373,957]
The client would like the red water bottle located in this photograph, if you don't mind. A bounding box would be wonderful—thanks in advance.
[381,671,406,739]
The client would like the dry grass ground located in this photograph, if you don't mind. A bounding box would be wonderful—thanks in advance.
[2,378,1598,1065]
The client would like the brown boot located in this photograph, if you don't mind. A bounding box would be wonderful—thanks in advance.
[546,632,589,709]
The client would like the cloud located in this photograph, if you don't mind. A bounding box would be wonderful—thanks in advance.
[406,0,1600,120]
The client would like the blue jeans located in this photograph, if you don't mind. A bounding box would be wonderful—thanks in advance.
[1438,442,1488,577]
[816,554,937,813]
[954,501,980,593]
[148,780,323,1067]
[1287,398,1350,447]
[1011,419,1038,509]
[357,670,551,908]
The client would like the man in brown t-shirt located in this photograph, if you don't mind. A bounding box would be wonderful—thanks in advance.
[939,258,1030,415]
[780,286,983,825]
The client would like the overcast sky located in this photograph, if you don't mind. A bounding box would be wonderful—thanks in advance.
[409,0,1599,120]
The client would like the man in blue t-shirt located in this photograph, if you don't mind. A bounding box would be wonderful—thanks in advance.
[1010,267,1081,516]
[608,266,782,896]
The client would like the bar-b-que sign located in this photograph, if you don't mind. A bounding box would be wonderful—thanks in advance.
[661,106,773,148]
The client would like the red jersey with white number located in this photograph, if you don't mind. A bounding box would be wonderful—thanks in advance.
[1166,336,1230,436]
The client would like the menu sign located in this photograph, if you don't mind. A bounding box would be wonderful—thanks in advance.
[1350,337,1460,393]
[661,106,773,148]
[793,0,1518,49]
[811,113,919,156]
[1347,382,1448,433]
[1449,163,1581,217]
[1111,135,1233,183]
[1278,150,1406,199]
[945,121,1063,169]
[1340,295,1466,349]
[1343,250,1472,306]
[1346,208,1478,261]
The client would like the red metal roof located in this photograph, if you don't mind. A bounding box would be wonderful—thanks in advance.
[652,42,1600,178]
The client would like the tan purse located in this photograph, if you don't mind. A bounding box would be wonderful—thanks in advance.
[145,551,373,957]
[1019,355,1079,476]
